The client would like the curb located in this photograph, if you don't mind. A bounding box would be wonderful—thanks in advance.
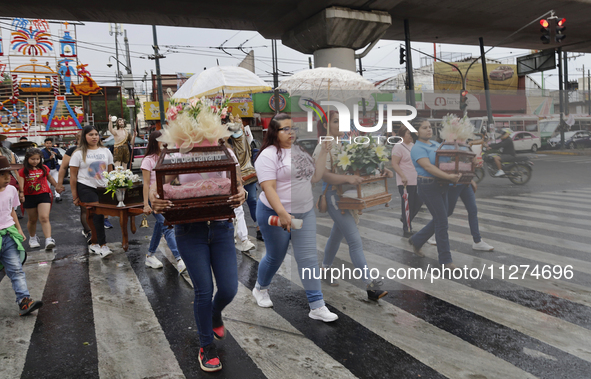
[537,150,591,156]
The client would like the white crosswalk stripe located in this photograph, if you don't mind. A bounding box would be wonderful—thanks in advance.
[3,187,591,378]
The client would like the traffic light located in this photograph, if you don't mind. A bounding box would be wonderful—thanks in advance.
[460,90,468,112]
[540,19,550,44]
[400,47,406,65]
[555,18,566,43]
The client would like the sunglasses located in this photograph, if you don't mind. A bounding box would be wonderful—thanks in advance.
[278,127,299,133]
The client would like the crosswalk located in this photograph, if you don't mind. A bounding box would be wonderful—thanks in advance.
[2,188,591,378]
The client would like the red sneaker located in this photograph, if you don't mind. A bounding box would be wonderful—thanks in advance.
[213,324,225,340]
[199,344,222,372]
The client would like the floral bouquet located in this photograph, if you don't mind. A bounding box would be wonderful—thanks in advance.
[102,166,141,198]
[159,89,233,153]
[439,114,475,142]
[334,140,390,176]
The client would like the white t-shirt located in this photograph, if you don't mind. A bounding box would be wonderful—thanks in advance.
[256,145,315,214]
[70,147,114,188]
[0,185,19,230]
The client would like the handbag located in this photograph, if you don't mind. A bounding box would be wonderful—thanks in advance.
[315,149,333,213]
[316,185,329,213]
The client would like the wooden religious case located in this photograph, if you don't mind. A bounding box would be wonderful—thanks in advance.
[154,143,239,225]
[336,171,392,215]
[435,141,476,183]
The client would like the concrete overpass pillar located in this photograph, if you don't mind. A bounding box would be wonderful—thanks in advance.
[282,7,391,71]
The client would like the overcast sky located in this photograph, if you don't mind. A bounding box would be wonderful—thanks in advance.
[2,19,590,93]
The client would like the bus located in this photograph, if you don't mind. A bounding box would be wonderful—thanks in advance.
[470,115,540,137]
[539,115,591,147]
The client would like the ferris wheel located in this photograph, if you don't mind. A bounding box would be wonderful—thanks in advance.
[0,97,35,132]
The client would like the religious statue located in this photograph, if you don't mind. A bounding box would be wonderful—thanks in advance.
[108,115,131,167]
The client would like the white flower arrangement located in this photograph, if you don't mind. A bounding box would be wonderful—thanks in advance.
[158,89,233,153]
[439,114,475,142]
[334,140,389,175]
[102,166,141,198]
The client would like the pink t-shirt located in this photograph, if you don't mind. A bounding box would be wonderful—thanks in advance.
[392,142,418,186]
[0,185,20,230]
[140,154,158,186]
[255,145,314,214]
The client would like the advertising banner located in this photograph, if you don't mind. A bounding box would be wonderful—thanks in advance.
[433,62,519,92]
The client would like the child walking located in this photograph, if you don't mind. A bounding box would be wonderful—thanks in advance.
[0,156,44,316]
[17,148,60,250]
[141,131,186,272]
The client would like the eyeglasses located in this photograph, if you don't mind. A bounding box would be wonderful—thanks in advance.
[278,127,299,133]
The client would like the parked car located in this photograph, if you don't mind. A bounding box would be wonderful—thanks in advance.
[297,137,319,157]
[489,65,514,81]
[131,146,147,171]
[547,130,591,149]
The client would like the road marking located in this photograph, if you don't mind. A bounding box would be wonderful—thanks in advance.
[88,243,184,378]
[315,218,591,363]
[0,251,53,379]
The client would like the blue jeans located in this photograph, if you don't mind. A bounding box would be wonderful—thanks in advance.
[256,202,324,309]
[148,202,181,260]
[0,235,30,303]
[243,182,258,225]
[174,221,238,347]
[448,184,481,243]
[323,189,371,284]
[410,177,453,264]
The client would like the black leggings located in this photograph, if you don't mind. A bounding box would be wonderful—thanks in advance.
[77,183,106,245]
[398,185,423,232]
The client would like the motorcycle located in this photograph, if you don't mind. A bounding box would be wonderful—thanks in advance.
[473,148,533,185]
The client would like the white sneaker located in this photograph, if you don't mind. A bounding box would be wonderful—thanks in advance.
[45,237,56,250]
[89,244,101,254]
[252,287,273,308]
[236,239,255,252]
[176,258,186,273]
[308,306,338,322]
[427,237,437,245]
[494,170,505,177]
[29,235,40,249]
[145,255,163,268]
[99,245,112,258]
[473,240,494,251]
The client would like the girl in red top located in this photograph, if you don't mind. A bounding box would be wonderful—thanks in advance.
[17,148,60,250]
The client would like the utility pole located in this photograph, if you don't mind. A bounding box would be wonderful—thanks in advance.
[109,23,122,86]
[123,29,136,169]
[563,50,569,117]
[403,19,415,107]
[479,37,494,133]
[271,40,280,114]
[149,25,166,127]
[557,48,565,148]
[588,69,591,115]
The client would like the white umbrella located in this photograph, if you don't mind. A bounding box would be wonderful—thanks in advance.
[172,66,271,99]
[278,67,378,101]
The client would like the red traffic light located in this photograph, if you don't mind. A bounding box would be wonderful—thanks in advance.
[461,90,468,97]
[540,19,549,28]
[557,18,566,27]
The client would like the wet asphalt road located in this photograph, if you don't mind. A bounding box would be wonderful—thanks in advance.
[1,152,591,378]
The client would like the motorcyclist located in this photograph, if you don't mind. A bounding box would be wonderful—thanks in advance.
[485,128,515,177]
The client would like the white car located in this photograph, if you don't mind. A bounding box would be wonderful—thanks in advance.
[510,132,541,153]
